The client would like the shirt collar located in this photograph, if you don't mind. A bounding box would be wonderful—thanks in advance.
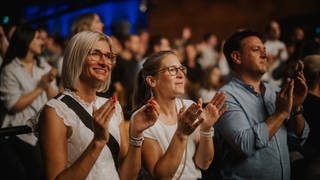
[232,77,266,96]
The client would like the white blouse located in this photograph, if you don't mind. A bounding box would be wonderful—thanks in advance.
[46,90,122,180]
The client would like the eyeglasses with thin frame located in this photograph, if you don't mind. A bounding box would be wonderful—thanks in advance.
[88,49,117,64]
[153,65,187,76]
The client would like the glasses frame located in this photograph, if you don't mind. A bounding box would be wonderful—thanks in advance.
[88,49,117,64]
[152,65,187,76]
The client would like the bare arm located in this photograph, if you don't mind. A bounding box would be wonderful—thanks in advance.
[143,103,203,179]
[143,133,188,180]
[194,92,227,169]
[39,97,116,180]
[119,98,160,180]
[39,106,106,180]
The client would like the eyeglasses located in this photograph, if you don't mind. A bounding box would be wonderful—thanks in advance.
[88,49,117,64]
[153,65,187,76]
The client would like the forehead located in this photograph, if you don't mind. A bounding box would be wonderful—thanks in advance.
[241,36,264,48]
[91,39,110,52]
[160,54,181,67]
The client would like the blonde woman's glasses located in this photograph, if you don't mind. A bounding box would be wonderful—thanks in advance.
[88,49,117,64]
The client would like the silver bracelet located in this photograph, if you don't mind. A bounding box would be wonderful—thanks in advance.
[129,135,144,147]
[200,127,214,138]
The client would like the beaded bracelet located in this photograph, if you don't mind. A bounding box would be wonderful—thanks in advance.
[129,135,144,147]
[200,127,214,138]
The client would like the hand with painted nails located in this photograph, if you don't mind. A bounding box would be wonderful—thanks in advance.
[130,98,160,137]
[92,96,117,142]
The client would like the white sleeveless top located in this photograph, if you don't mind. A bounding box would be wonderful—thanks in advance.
[144,98,202,180]
[46,90,122,180]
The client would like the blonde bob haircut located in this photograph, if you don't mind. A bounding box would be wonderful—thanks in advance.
[61,31,115,92]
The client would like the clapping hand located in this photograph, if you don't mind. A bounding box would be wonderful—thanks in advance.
[130,98,160,137]
[292,61,308,108]
[199,92,227,130]
[92,96,117,142]
[177,103,203,136]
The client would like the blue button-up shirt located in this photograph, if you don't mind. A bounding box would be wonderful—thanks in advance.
[215,77,309,180]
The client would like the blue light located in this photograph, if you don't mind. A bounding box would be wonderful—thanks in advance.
[23,0,147,38]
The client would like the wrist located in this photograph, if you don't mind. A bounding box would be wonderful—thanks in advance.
[129,135,144,147]
[291,105,304,117]
[200,127,214,138]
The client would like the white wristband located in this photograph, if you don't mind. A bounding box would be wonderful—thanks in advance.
[129,135,144,147]
[200,127,214,138]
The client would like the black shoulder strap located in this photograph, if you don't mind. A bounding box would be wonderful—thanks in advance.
[56,93,120,169]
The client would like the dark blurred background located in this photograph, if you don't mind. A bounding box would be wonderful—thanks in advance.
[1,0,319,41]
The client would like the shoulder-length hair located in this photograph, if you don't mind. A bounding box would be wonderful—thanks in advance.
[61,31,115,92]
[1,24,41,70]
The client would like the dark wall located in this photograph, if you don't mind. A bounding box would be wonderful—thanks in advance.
[147,0,320,42]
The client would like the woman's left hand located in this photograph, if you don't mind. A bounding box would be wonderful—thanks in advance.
[199,91,227,130]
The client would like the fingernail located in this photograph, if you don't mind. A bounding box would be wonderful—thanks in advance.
[112,96,117,102]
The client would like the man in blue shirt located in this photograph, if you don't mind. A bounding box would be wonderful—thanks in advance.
[215,30,309,179]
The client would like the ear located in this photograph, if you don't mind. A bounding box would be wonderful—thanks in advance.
[146,76,157,88]
[231,51,241,65]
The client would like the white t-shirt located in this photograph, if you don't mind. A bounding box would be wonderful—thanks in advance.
[144,98,202,180]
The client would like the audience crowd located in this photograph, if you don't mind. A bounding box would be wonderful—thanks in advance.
[0,12,320,180]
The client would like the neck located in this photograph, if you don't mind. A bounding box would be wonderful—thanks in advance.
[74,82,97,103]
[155,96,177,116]
[235,72,262,93]
[21,51,35,63]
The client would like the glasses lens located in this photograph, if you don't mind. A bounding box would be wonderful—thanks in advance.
[167,66,177,75]
[180,66,187,74]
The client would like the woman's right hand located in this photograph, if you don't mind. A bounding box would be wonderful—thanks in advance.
[92,96,117,143]
[176,103,203,136]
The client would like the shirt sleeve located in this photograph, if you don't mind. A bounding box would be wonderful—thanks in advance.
[0,68,22,110]
[217,96,270,157]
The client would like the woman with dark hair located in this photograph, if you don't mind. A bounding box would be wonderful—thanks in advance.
[132,50,227,179]
[0,24,58,179]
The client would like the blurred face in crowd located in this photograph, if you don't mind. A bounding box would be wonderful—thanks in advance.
[128,35,141,54]
[210,67,221,88]
[159,38,171,51]
[185,44,197,60]
[268,20,281,40]
[90,14,104,33]
[29,31,44,55]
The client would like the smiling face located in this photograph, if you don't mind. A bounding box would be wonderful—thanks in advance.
[80,39,113,89]
[151,54,186,98]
